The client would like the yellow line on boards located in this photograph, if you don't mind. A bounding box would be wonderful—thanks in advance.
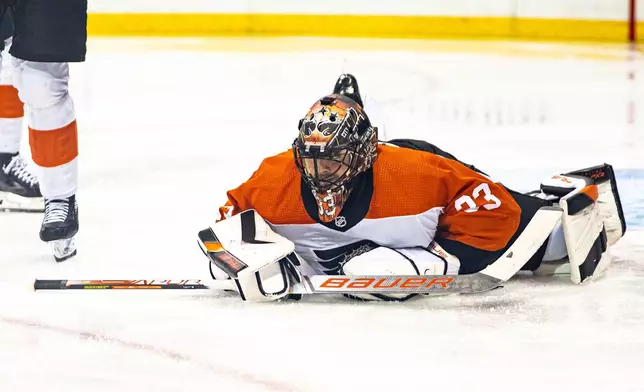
[87,14,633,43]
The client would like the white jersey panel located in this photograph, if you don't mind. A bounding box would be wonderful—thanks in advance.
[270,206,443,273]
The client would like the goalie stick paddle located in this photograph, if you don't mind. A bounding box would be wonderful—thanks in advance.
[478,206,562,282]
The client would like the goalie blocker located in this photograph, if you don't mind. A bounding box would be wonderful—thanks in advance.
[197,164,625,302]
[198,209,304,302]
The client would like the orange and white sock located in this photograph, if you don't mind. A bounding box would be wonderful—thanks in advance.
[13,60,78,200]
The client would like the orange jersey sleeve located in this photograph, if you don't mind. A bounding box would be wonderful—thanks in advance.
[432,156,521,251]
[216,200,240,222]
[369,145,521,252]
[216,150,315,224]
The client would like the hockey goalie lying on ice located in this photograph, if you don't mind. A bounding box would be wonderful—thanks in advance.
[197,74,627,302]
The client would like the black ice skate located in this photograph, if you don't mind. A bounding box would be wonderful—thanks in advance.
[333,73,364,108]
[0,152,44,212]
[40,195,79,262]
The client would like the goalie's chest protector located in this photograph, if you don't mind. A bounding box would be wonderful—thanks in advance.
[225,146,522,275]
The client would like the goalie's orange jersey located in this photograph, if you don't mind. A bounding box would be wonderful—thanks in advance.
[217,144,521,273]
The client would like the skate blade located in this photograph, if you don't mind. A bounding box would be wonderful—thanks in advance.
[0,192,45,212]
[49,237,77,262]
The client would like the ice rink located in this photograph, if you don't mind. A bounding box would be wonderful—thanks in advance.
[1,38,644,391]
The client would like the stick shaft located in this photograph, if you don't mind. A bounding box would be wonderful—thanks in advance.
[34,274,500,294]
[33,280,211,290]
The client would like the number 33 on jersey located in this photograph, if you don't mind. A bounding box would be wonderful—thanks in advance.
[455,183,502,213]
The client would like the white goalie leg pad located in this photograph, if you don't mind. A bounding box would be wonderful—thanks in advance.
[564,164,626,246]
[561,196,610,284]
[340,245,459,301]
[540,174,611,284]
[594,177,625,246]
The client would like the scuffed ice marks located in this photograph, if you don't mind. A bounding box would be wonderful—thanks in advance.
[0,316,303,392]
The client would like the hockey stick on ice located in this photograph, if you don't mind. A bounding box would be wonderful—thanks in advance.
[37,273,492,293]
[33,274,499,295]
[33,207,561,295]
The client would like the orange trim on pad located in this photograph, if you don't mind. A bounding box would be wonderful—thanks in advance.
[203,241,224,252]
[0,86,24,119]
[29,120,79,168]
[579,184,599,202]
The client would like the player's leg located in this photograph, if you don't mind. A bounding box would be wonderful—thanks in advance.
[0,8,41,210]
[437,164,625,284]
[12,60,79,242]
[10,0,87,260]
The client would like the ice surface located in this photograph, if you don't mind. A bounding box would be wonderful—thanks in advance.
[1,38,643,392]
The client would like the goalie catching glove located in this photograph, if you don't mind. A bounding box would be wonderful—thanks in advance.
[198,210,303,302]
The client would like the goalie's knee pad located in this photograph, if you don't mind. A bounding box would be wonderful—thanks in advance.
[340,244,459,302]
[12,59,70,109]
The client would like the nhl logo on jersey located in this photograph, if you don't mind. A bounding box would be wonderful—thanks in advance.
[334,216,347,228]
